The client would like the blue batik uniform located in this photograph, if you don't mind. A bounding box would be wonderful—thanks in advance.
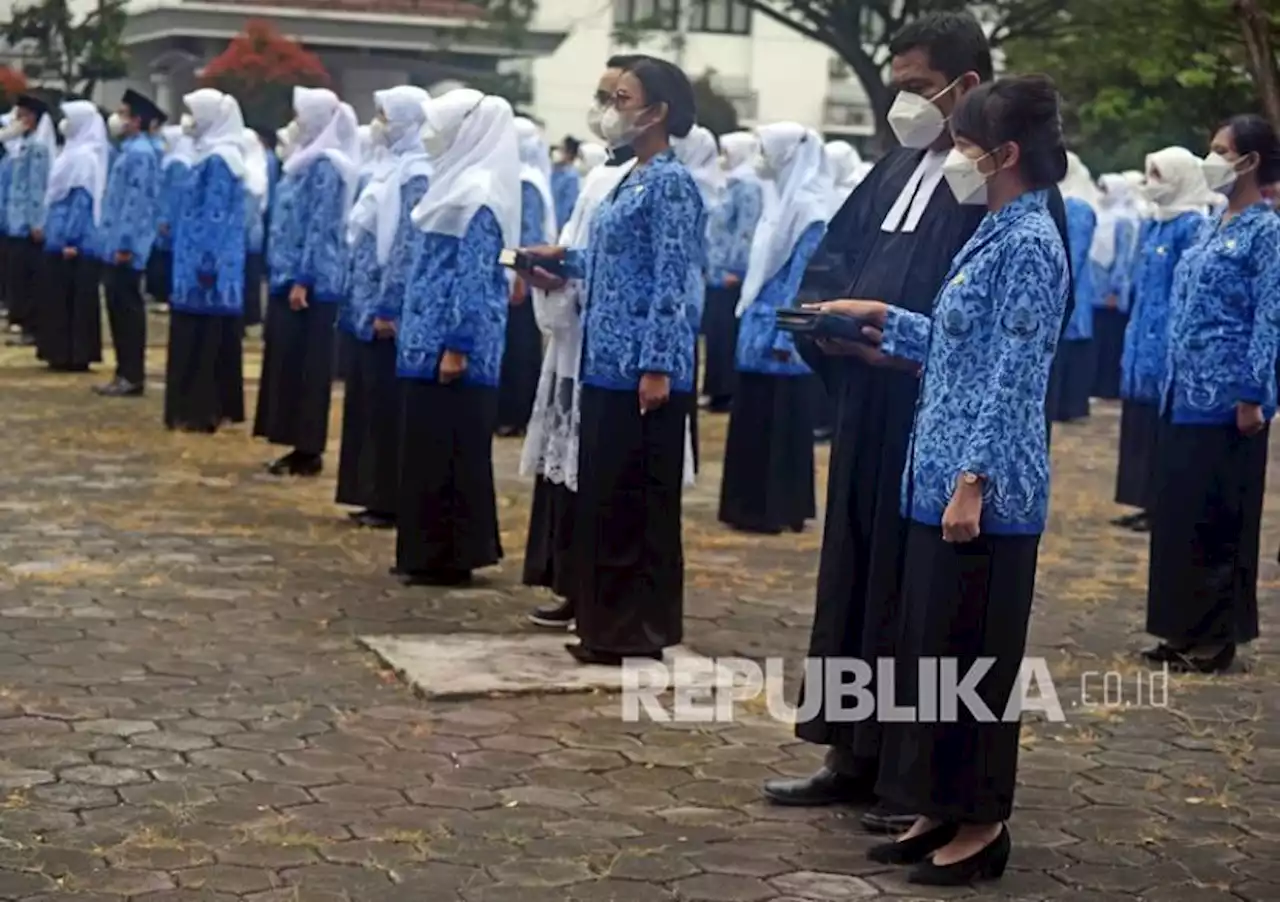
[397,207,508,386]
[43,188,95,254]
[342,174,430,341]
[6,134,52,239]
[171,155,246,316]
[0,155,12,237]
[709,177,764,287]
[154,158,191,255]
[881,190,1069,535]
[550,164,580,232]
[268,158,347,302]
[1161,203,1280,425]
[1093,217,1141,313]
[96,134,161,269]
[736,223,825,376]
[1062,197,1097,340]
[1120,212,1205,403]
[562,150,706,395]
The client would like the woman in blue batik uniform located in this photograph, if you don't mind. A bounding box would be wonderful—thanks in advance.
[701,129,763,413]
[149,124,194,310]
[521,57,706,666]
[1045,151,1098,422]
[394,89,520,586]
[165,88,264,433]
[39,100,109,373]
[335,84,431,530]
[240,128,270,330]
[1145,115,1280,675]
[719,122,825,535]
[1113,147,1212,531]
[1088,173,1143,400]
[816,76,1070,884]
[254,87,358,476]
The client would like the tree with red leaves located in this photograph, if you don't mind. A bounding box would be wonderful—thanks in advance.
[0,66,28,110]
[200,20,330,133]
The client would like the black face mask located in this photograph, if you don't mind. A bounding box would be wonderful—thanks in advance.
[607,144,635,166]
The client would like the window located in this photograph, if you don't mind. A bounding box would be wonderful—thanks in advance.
[689,0,751,34]
[613,0,680,29]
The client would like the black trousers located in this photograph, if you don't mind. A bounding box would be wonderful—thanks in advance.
[104,264,146,385]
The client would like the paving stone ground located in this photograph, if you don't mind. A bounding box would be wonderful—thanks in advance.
[0,324,1276,901]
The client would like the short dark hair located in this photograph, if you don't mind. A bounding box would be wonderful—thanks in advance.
[1222,114,1280,185]
[563,135,581,156]
[888,12,994,83]
[622,57,696,139]
[606,54,643,70]
[951,74,1067,188]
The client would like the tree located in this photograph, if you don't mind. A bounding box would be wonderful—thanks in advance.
[615,0,1069,146]
[200,20,330,134]
[1235,0,1280,130]
[0,66,28,109]
[1004,0,1274,173]
[3,0,128,98]
[692,72,739,136]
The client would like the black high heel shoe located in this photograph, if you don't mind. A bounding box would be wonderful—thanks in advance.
[908,824,1010,886]
[867,822,958,865]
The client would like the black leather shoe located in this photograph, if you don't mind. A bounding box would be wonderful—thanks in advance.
[96,378,143,397]
[761,767,875,807]
[1168,644,1236,674]
[529,599,574,628]
[353,510,395,529]
[861,800,919,833]
[867,822,958,864]
[266,452,322,477]
[908,825,1010,885]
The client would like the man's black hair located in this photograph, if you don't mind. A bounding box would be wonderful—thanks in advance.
[606,54,644,70]
[888,12,994,83]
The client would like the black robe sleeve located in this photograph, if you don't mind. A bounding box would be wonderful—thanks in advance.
[1045,185,1075,340]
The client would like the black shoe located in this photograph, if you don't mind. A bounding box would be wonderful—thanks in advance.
[400,568,472,587]
[529,599,574,628]
[907,825,1010,886]
[95,378,143,397]
[867,822,958,864]
[1110,511,1144,528]
[1141,642,1187,663]
[353,510,395,529]
[861,800,919,834]
[813,427,833,443]
[266,452,322,477]
[762,767,875,807]
[1168,644,1236,674]
[1128,513,1151,533]
[495,425,524,438]
[565,642,660,666]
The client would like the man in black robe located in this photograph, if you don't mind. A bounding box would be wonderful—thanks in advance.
[762,12,1073,833]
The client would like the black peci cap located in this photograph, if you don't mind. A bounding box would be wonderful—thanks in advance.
[122,88,164,128]
[15,93,49,120]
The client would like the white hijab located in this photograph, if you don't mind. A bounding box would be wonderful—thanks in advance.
[577,142,608,175]
[1,113,19,159]
[673,125,724,208]
[1145,146,1217,222]
[1060,152,1100,207]
[185,88,248,180]
[1090,173,1141,268]
[160,124,196,169]
[822,140,863,217]
[737,123,827,318]
[241,128,270,214]
[411,90,521,248]
[45,100,109,225]
[284,87,361,210]
[514,116,556,245]
[348,85,432,266]
[720,131,759,181]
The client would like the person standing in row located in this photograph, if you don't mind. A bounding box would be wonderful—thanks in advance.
[700,129,763,414]
[6,94,55,350]
[1089,174,1142,400]
[241,129,269,331]
[150,124,196,312]
[522,56,706,665]
[395,89,519,587]
[254,87,358,476]
[38,101,108,374]
[1113,148,1212,532]
[1045,152,1097,423]
[94,90,164,398]
[336,85,431,530]
[550,135,581,231]
[1145,115,1280,674]
[496,117,554,438]
[719,122,825,535]
[822,140,866,218]
[164,89,263,433]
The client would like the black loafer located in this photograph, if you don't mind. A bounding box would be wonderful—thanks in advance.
[761,767,875,807]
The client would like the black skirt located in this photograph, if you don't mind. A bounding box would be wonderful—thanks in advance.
[147,249,173,305]
[6,237,41,330]
[718,372,816,534]
[335,333,401,516]
[1091,307,1127,399]
[243,253,264,327]
[877,523,1041,824]
[1115,400,1158,509]
[1046,338,1095,422]
[701,285,739,406]
[164,311,244,431]
[497,297,541,432]
[252,294,337,455]
[573,385,688,655]
[36,253,101,371]
[1146,415,1265,646]
[395,379,503,575]
[0,235,11,308]
[523,476,576,600]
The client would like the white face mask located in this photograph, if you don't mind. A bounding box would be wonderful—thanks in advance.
[586,104,605,141]
[887,79,957,149]
[1201,152,1240,193]
[180,113,196,136]
[106,112,126,138]
[942,147,991,205]
[421,123,449,158]
[1141,179,1175,205]
[369,118,389,147]
[753,154,773,180]
[600,106,651,150]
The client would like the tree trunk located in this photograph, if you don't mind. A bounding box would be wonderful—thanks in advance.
[1235,0,1280,132]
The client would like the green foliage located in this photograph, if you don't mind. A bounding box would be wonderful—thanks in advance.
[3,0,128,98]
[1005,0,1272,173]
